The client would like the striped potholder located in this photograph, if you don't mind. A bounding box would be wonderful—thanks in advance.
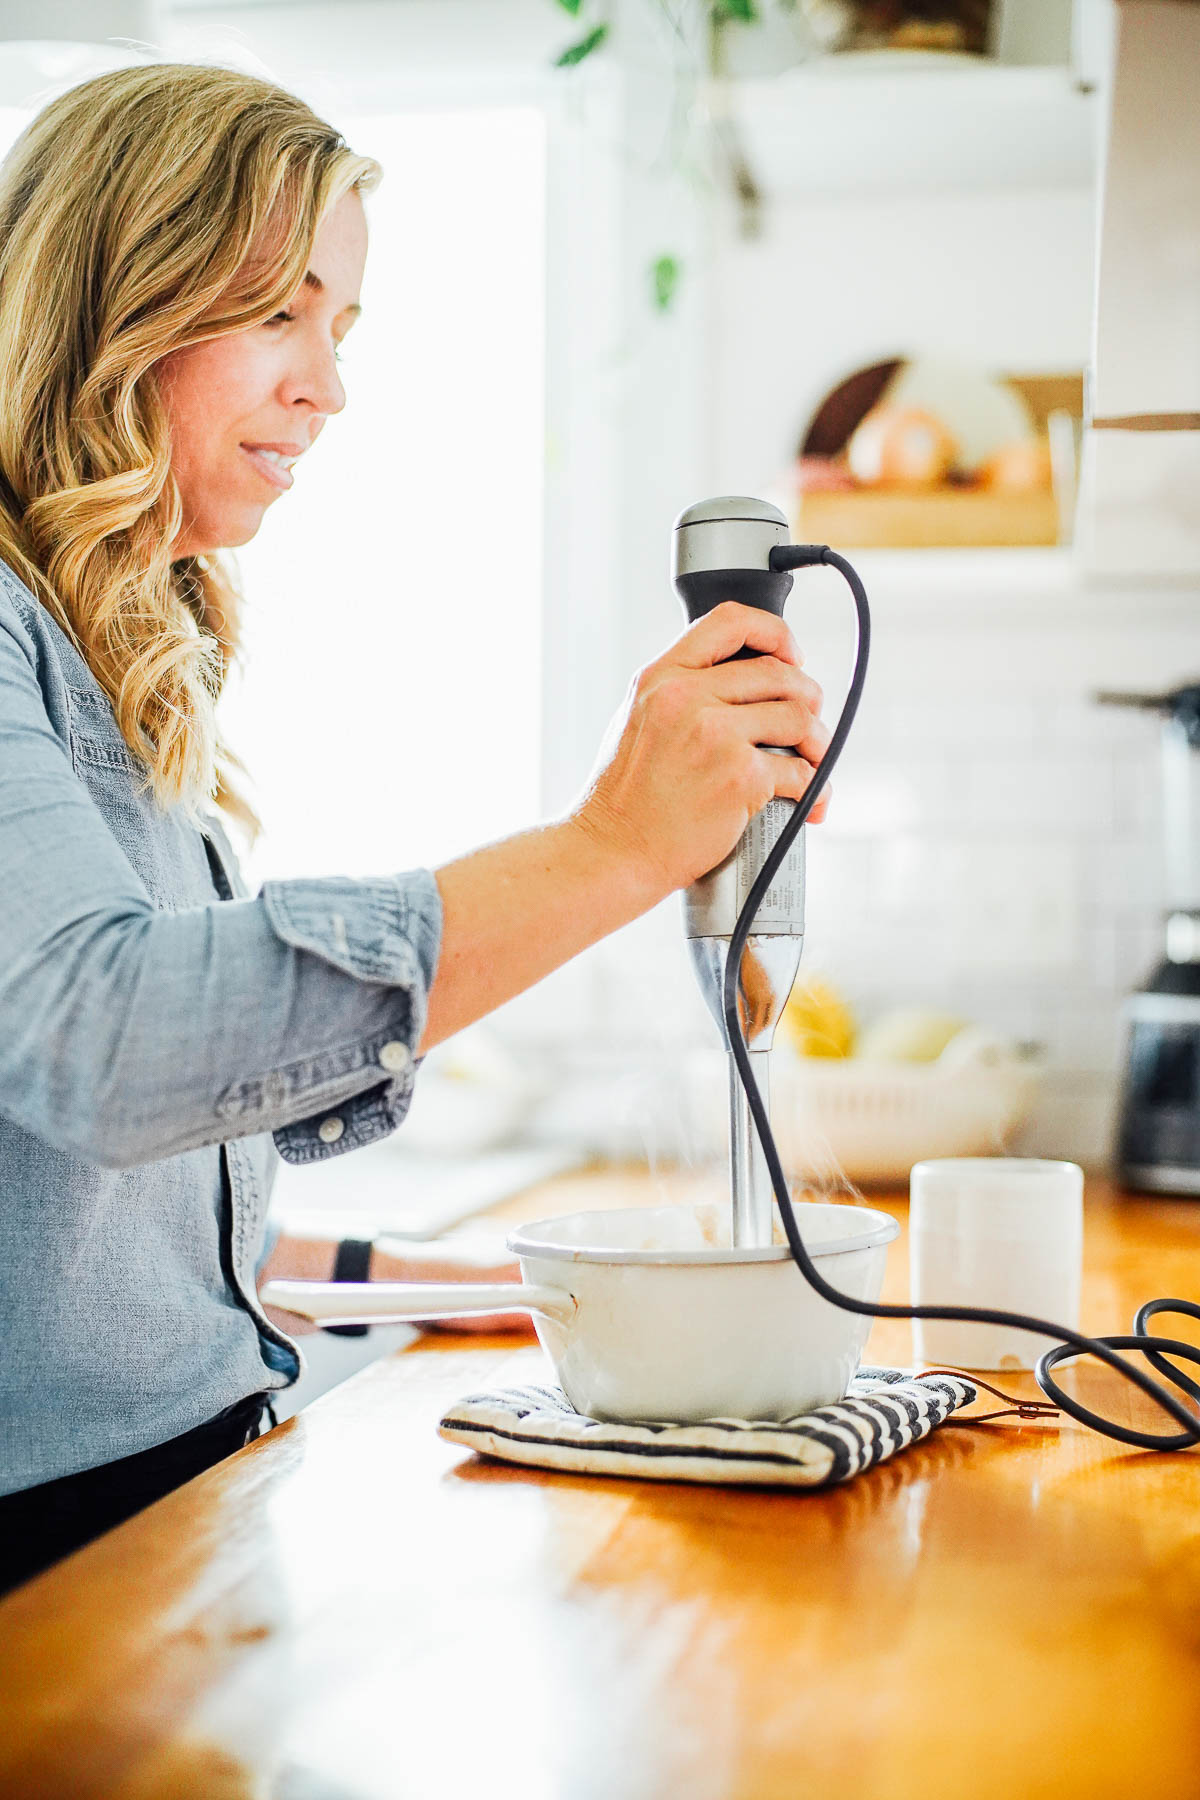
[438,1368,977,1488]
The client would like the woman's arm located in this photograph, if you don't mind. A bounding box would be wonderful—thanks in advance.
[258,1230,529,1335]
[0,593,824,1168]
[419,815,654,1053]
[421,600,829,1052]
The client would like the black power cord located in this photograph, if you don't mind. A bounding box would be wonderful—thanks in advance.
[720,542,1200,1452]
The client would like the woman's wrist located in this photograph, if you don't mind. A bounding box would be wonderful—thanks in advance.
[564,796,673,925]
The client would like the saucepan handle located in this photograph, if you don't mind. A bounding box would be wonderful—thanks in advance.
[261,1278,576,1328]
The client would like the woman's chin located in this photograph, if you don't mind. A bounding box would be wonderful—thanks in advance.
[175,502,272,557]
[225,510,271,548]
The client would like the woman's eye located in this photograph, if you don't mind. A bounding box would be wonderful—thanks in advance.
[266,309,295,326]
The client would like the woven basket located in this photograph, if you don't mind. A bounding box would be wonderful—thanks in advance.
[686,1048,1040,1187]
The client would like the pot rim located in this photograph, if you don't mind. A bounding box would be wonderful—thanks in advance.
[508,1200,900,1266]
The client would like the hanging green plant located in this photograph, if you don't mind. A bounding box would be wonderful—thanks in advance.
[555,22,611,66]
[651,254,681,312]
[548,0,790,306]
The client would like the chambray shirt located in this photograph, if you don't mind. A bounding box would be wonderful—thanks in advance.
[0,560,442,1495]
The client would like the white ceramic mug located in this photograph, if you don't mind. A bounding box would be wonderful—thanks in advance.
[909,1158,1084,1370]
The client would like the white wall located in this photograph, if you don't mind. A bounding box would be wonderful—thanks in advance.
[789,553,1194,1165]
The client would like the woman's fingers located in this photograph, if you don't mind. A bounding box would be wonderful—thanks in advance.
[734,700,832,767]
[404,1254,536,1335]
[578,601,834,899]
[763,751,832,822]
[709,654,824,713]
[672,602,802,670]
[422,1312,537,1337]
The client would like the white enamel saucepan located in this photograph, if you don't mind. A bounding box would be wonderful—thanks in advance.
[262,1201,898,1425]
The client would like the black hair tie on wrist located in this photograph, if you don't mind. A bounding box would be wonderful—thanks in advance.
[326,1237,373,1338]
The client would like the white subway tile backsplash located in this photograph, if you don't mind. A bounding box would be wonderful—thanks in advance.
[890,694,1040,750]
[869,836,938,914]
[1079,914,1160,994]
[1082,919,1123,992]
[1111,914,1165,992]
[817,764,922,837]
[1110,758,1165,836]
[963,757,1115,835]
[841,839,1079,969]
[1024,994,1125,1073]
[813,921,956,989]
[1044,697,1158,752]
[1010,1072,1119,1169]
[805,837,876,913]
[480,562,1192,1172]
[1088,838,1169,911]
[823,757,970,836]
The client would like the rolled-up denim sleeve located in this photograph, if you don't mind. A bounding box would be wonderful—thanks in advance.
[0,595,443,1170]
[260,872,442,1165]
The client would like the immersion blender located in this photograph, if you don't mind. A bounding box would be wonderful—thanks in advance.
[674,496,808,1249]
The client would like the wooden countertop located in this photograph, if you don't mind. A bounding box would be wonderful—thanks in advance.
[2,1170,1200,1800]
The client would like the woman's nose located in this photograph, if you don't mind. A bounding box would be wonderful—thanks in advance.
[281,335,346,417]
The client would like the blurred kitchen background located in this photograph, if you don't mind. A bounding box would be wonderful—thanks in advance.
[3,2,1196,1251]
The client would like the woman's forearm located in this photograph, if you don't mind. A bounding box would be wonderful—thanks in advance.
[420,813,665,1055]
[258,1231,532,1335]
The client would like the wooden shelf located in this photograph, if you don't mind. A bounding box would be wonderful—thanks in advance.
[793,486,1061,548]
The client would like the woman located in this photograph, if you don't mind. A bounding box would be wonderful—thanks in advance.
[0,63,829,1589]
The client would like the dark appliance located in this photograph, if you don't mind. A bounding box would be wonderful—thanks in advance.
[1099,684,1200,1195]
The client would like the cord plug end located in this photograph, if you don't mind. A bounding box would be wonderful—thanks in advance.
[769,543,830,572]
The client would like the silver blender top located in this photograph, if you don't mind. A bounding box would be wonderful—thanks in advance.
[672,497,790,529]
[672,497,791,584]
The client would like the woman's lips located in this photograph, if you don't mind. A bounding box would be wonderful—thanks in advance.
[241,444,296,492]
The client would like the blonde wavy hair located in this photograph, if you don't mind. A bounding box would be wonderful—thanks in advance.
[0,62,379,824]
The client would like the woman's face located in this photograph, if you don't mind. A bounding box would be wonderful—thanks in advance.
[159,189,367,557]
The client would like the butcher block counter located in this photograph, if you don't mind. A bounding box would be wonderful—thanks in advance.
[1,1170,1199,1800]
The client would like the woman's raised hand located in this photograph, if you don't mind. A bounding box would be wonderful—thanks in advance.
[420,603,831,1054]
[575,601,832,899]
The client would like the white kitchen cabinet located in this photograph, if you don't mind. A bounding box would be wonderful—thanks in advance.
[723,57,1097,199]
[1084,0,1200,577]
[1092,1,1200,423]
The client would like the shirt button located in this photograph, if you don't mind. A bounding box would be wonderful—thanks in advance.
[379,1040,411,1075]
[318,1116,345,1145]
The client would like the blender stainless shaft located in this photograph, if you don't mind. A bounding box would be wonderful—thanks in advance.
[673,498,807,1249]
[687,834,805,1246]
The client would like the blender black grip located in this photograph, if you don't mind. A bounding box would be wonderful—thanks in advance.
[673,566,796,632]
[671,496,821,661]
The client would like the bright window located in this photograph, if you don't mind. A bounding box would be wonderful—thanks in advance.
[221,105,547,879]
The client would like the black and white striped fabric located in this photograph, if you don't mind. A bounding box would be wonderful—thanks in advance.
[438,1368,977,1488]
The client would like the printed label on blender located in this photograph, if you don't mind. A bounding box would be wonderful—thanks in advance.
[738,800,805,925]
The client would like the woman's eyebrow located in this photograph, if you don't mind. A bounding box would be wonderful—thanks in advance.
[303,268,362,317]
